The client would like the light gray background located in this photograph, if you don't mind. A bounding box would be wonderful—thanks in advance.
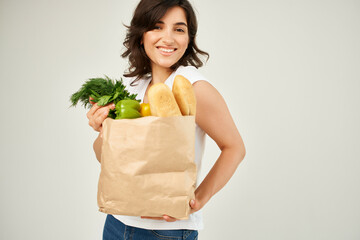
[0,0,359,239]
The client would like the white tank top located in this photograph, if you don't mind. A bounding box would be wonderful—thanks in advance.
[112,65,209,230]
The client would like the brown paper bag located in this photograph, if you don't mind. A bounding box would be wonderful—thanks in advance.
[97,116,197,220]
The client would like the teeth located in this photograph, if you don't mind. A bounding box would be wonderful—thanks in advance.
[159,48,174,53]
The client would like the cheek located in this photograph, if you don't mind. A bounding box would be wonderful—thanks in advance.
[143,32,156,47]
[143,35,155,57]
[178,37,189,50]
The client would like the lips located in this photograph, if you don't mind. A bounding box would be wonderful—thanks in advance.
[159,48,175,53]
[157,47,177,55]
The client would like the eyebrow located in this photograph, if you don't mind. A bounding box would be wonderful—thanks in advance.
[156,21,188,27]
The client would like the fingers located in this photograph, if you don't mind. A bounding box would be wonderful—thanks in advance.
[141,200,199,220]
[89,97,96,105]
[141,215,178,222]
[86,103,101,119]
[141,216,164,220]
[141,200,198,221]
[189,199,200,214]
[90,108,110,131]
[163,215,177,222]
[87,102,115,132]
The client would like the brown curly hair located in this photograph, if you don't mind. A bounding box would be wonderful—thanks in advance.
[122,0,209,85]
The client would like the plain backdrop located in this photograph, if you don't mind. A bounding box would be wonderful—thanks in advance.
[0,0,359,239]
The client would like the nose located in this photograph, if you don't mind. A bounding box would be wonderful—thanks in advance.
[161,28,175,45]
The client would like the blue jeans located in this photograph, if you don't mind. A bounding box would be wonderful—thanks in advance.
[103,214,199,240]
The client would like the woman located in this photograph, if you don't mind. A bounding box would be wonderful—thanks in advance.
[87,0,246,239]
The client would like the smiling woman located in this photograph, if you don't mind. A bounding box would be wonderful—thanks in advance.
[86,0,246,239]
[121,0,209,85]
[142,7,190,82]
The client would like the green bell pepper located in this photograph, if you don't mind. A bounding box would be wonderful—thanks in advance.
[115,99,142,119]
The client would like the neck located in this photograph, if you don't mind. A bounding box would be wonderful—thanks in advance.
[151,64,173,84]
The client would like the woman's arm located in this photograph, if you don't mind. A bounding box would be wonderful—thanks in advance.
[142,80,246,222]
[87,98,115,163]
[191,80,246,212]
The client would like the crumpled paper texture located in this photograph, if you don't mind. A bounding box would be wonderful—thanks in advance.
[97,116,196,220]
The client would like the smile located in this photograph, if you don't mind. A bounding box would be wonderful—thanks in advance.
[157,47,177,54]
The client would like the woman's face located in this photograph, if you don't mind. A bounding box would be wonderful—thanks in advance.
[142,6,189,72]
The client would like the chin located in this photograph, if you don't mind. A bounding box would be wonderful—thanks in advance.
[157,61,178,69]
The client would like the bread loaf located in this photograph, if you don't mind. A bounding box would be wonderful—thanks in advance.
[172,75,196,116]
[148,83,182,117]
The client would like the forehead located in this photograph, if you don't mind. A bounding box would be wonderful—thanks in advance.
[159,6,187,24]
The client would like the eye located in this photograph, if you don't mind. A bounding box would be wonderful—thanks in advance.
[153,25,161,30]
[176,28,185,33]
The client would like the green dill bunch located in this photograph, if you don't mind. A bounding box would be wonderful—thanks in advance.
[70,75,138,110]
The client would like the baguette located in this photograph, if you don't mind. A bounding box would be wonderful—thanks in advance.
[172,75,196,116]
[148,83,182,117]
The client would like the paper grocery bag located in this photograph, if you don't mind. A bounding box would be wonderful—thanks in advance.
[97,116,197,220]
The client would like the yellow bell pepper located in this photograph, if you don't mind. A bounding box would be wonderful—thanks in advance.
[140,103,151,117]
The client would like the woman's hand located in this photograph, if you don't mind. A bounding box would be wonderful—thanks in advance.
[87,97,115,133]
[141,215,178,222]
[189,197,203,214]
[140,195,204,222]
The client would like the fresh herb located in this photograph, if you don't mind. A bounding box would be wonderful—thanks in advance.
[70,76,139,119]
